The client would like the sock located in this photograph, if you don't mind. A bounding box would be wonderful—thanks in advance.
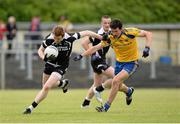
[82,97,91,106]
[58,80,63,87]
[29,101,38,111]
[84,99,90,104]
[96,85,104,92]
[104,102,111,111]
[126,87,132,97]
[85,97,91,101]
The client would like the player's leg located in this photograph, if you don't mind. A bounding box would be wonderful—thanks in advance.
[56,79,69,93]
[120,62,138,105]
[119,83,134,104]
[95,65,130,93]
[23,72,62,114]
[35,72,62,103]
[81,58,105,108]
[95,63,137,106]
[94,66,114,92]
[53,66,69,93]
[43,73,69,93]
[96,70,129,112]
[81,73,103,108]
[92,66,114,103]
[96,62,138,112]
[42,73,50,86]
[23,72,49,114]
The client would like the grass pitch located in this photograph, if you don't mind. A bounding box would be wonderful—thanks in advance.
[0,88,180,123]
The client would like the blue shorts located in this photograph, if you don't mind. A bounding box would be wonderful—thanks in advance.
[115,61,139,75]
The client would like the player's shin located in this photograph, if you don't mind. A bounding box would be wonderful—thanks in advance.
[108,80,120,103]
[81,86,94,108]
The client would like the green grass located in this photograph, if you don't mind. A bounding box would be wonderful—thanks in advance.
[0,88,180,123]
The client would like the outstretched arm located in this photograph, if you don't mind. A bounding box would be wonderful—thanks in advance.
[82,43,103,57]
[81,36,92,50]
[73,43,104,61]
[79,30,102,40]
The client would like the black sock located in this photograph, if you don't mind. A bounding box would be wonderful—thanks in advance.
[58,80,63,87]
[32,101,38,108]
[96,85,104,92]
[84,99,90,102]
[82,99,90,106]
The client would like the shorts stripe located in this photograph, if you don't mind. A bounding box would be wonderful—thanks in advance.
[129,63,138,76]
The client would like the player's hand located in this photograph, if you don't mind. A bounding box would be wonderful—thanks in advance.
[102,33,109,41]
[73,54,83,61]
[142,46,150,58]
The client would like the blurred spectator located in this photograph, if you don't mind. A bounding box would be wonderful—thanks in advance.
[6,16,17,51]
[0,19,7,48]
[28,16,42,59]
[29,16,42,40]
[58,15,73,32]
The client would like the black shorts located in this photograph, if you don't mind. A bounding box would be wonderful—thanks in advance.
[91,57,110,74]
[44,62,68,76]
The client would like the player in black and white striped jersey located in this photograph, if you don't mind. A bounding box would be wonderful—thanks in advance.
[80,15,113,108]
[23,25,102,114]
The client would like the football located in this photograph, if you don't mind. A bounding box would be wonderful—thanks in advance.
[44,45,59,58]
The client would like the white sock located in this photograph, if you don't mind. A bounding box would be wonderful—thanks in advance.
[85,97,91,101]
[61,81,66,88]
[28,105,34,111]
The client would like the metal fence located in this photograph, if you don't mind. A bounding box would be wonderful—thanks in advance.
[1,40,180,89]
[0,24,180,89]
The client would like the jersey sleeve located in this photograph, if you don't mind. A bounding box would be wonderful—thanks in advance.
[42,39,54,48]
[66,32,81,42]
[89,30,100,44]
[41,33,54,48]
[73,32,81,39]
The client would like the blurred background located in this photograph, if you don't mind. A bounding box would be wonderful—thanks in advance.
[0,0,180,89]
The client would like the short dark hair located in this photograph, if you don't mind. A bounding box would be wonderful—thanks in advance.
[110,19,123,29]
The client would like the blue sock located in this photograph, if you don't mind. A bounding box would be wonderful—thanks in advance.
[104,102,111,111]
[127,88,132,97]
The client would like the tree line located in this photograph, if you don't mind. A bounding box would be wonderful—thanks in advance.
[0,0,179,23]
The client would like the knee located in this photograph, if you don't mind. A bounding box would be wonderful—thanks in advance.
[112,77,123,87]
[112,79,119,87]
